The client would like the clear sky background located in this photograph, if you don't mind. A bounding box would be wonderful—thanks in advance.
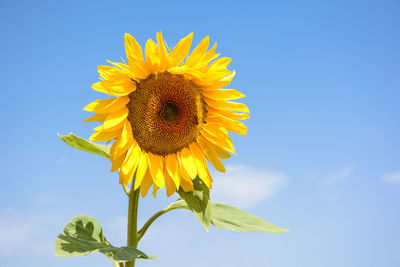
[1,0,399,266]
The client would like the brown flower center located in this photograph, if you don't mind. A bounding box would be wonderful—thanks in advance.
[160,101,179,123]
[127,71,206,156]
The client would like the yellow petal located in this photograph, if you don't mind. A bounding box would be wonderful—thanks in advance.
[92,78,136,96]
[156,32,169,71]
[197,136,226,173]
[128,59,149,80]
[206,116,248,135]
[107,60,135,78]
[89,128,121,142]
[145,38,160,73]
[133,151,149,190]
[211,143,231,159]
[201,70,236,89]
[83,113,107,122]
[202,89,245,101]
[196,42,218,70]
[118,169,125,185]
[207,106,250,120]
[121,144,140,180]
[185,36,209,67]
[168,32,193,67]
[164,170,177,197]
[207,57,232,71]
[204,168,213,189]
[86,96,130,114]
[110,137,122,159]
[165,153,180,189]
[168,65,206,81]
[124,33,144,63]
[189,143,211,188]
[119,121,134,150]
[110,121,134,159]
[140,170,153,197]
[205,70,233,82]
[94,118,124,133]
[201,125,235,154]
[205,98,249,113]
[103,107,129,129]
[152,184,159,197]
[180,148,197,179]
[180,173,194,192]
[97,65,119,80]
[178,155,192,183]
[110,153,125,172]
[147,153,165,189]
[202,42,218,62]
[83,98,115,112]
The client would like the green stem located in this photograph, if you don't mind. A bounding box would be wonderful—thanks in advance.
[126,187,140,267]
[138,205,186,242]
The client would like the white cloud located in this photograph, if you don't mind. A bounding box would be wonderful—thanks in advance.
[210,165,288,209]
[324,166,355,182]
[381,171,400,184]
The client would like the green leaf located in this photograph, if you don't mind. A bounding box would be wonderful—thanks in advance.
[178,178,211,231]
[163,199,289,234]
[100,247,157,261]
[210,203,289,233]
[55,215,155,262]
[58,133,111,159]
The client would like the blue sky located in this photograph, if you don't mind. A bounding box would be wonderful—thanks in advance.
[1,0,399,266]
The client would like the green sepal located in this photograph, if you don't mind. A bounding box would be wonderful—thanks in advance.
[210,203,289,233]
[178,178,211,231]
[55,215,156,262]
[58,133,111,158]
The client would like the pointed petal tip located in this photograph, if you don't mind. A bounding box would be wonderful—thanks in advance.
[124,32,134,40]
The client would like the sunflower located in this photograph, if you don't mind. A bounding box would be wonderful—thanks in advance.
[84,32,249,197]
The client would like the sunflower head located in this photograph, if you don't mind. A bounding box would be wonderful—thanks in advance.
[84,32,249,197]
